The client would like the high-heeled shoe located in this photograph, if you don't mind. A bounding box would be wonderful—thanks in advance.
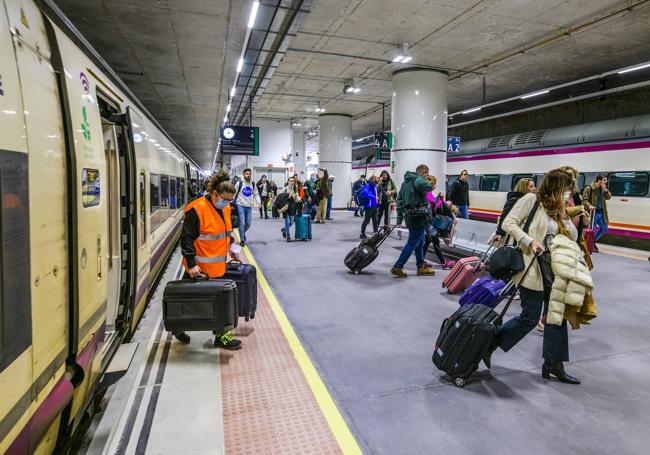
[542,361,581,384]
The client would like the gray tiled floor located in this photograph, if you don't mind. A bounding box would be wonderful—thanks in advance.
[245,211,650,455]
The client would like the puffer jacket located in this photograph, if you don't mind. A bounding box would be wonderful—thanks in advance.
[547,234,594,326]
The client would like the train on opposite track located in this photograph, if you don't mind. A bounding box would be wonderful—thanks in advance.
[0,0,207,452]
[353,114,650,250]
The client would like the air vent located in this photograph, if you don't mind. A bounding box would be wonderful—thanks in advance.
[487,135,515,149]
[513,130,547,146]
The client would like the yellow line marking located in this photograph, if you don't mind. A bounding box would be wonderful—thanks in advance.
[236,236,362,455]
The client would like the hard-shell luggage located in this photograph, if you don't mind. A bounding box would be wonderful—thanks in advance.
[163,278,238,332]
[294,214,312,241]
[223,261,257,321]
[433,256,538,387]
[442,256,484,294]
[459,277,509,308]
[344,227,394,274]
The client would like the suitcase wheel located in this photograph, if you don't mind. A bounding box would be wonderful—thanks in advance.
[453,377,466,388]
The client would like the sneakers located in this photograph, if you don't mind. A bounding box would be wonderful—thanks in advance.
[423,260,434,269]
[442,259,456,270]
[240,241,246,248]
[214,331,242,350]
[173,332,191,344]
[286,236,292,242]
[281,228,286,238]
[390,266,408,278]
[359,233,368,239]
[417,267,436,276]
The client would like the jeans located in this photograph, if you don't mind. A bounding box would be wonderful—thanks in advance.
[394,225,426,269]
[457,204,469,219]
[495,287,569,362]
[326,196,333,219]
[378,200,390,226]
[237,205,252,242]
[361,207,379,235]
[354,197,365,216]
[259,196,269,218]
[284,215,294,238]
[593,210,608,242]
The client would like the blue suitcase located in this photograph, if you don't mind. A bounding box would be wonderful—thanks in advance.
[294,214,312,241]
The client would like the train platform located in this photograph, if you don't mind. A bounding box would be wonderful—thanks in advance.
[79,212,650,455]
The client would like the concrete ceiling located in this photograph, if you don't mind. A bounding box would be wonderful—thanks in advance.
[55,0,650,167]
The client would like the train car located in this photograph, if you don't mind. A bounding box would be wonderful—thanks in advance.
[0,0,202,452]
[352,115,650,250]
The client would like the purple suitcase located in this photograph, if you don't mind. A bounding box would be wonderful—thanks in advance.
[459,277,508,308]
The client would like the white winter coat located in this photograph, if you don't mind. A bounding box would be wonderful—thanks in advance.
[547,234,594,326]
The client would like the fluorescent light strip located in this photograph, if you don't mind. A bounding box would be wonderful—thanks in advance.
[521,90,549,99]
[461,107,481,114]
[237,58,244,73]
[227,104,231,112]
[230,86,236,98]
[392,55,404,63]
[618,63,650,74]
[401,56,412,63]
[248,1,260,28]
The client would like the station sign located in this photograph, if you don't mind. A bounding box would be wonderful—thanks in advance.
[447,136,461,153]
[374,132,393,160]
[220,126,260,156]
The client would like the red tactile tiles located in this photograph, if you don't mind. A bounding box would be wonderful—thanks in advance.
[221,257,342,455]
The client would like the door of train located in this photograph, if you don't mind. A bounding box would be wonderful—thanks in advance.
[97,93,136,341]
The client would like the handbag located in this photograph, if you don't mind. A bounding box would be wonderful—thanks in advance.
[432,214,453,231]
[489,201,539,281]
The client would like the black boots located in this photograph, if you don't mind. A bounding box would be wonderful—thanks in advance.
[542,361,581,384]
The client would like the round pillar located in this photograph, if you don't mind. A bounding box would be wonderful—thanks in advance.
[318,114,352,209]
[391,68,448,192]
[292,130,307,179]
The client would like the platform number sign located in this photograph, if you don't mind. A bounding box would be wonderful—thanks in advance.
[447,136,461,153]
[374,132,393,160]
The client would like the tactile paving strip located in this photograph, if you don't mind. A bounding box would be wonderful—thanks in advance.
[221,254,342,455]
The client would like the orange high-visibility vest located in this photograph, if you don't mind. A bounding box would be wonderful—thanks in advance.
[182,196,232,277]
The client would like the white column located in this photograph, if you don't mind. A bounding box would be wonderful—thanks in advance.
[391,68,448,192]
[292,130,307,180]
[319,114,352,209]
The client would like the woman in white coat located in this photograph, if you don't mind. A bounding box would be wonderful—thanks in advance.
[485,169,582,384]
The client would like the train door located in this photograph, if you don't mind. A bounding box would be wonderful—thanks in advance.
[96,94,135,341]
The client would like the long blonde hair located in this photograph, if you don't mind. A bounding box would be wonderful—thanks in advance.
[559,165,579,192]
[537,169,573,237]
[513,178,533,194]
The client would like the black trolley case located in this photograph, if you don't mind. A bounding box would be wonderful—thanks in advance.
[163,278,238,333]
[223,260,258,321]
[344,226,395,274]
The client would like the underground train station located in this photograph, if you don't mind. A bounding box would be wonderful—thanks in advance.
[1,0,650,454]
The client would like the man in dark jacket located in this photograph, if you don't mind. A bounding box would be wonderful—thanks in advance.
[448,170,470,219]
[391,164,436,278]
[583,174,611,247]
[352,175,366,217]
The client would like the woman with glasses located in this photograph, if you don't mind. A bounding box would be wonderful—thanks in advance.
[448,170,471,219]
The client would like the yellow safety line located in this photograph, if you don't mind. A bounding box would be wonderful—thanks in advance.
[235,235,362,455]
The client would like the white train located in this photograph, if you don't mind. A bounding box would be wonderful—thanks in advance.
[0,0,203,452]
[353,115,650,249]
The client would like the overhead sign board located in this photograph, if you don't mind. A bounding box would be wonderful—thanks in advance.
[447,136,461,153]
[374,131,393,160]
[220,126,260,156]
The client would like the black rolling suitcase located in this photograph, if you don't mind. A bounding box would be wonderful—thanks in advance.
[432,255,538,387]
[163,278,238,333]
[344,226,394,274]
[223,260,258,321]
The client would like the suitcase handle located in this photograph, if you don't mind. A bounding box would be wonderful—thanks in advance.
[496,253,540,323]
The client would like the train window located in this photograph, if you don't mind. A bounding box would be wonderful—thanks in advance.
[607,172,649,197]
[160,175,169,207]
[139,172,146,247]
[479,175,500,192]
[169,177,177,209]
[150,173,160,212]
[0,151,32,371]
[511,174,536,191]
[575,173,586,192]
[81,168,101,207]
[177,178,185,206]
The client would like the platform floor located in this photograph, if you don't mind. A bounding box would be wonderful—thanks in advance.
[80,211,650,454]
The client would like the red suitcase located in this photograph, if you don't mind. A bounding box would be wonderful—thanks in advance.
[442,256,485,294]
[583,207,596,253]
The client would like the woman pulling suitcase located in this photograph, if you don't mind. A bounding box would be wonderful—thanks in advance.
[483,169,584,384]
[178,170,243,350]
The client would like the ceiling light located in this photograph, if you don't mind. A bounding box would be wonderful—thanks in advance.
[247,1,260,28]
[227,104,231,112]
[401,56,412,63]
[345,85,355,93]
[618,63,650,74]
[292,122,301,127]
[392,55,404,63]
[237,58,244,73]
[224,115,228,123]
[461,107,482,114]
[353,87,361,93]
[521,90,549,99]
[230,86,236,98]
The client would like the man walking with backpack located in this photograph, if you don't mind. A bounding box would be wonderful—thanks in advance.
[233,168,257,247]
[391,164,436,277]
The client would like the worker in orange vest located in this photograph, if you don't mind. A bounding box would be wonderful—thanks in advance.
[179,170,242,350]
